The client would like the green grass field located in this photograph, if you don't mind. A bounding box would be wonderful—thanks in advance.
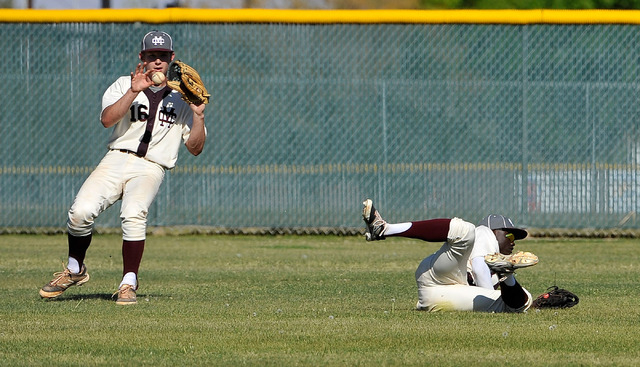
[1,234,639,366]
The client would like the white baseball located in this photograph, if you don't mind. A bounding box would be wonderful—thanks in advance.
[151,72,166,85]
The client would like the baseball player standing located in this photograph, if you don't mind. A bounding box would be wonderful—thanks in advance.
[362,199,537,312]
[39,30,207,305]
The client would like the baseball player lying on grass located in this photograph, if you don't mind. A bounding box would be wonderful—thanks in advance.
[39,30,207,305]
[362,199,538,313]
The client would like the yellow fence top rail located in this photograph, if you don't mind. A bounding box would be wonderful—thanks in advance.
[2,8,640,24]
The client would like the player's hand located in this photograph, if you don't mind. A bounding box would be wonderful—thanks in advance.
[130,62,154,93]
[189,101,206,117]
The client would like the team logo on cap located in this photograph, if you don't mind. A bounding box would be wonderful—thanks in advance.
[152,36,165,46]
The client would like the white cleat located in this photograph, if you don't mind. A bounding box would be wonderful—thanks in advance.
[362,199,387,241]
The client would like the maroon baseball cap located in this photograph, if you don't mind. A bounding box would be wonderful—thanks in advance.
[477,214,528,240]
[141,30,173,53]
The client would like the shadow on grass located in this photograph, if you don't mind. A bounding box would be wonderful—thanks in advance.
[41,293,173,302]
[41,293,115,301]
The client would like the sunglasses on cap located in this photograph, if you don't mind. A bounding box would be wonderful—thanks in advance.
[505,232,515,242]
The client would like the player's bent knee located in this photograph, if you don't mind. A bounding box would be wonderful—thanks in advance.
[448,218,476,243]
[67,204,97,235]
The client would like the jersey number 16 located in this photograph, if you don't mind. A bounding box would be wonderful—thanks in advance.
[130,104,149,122]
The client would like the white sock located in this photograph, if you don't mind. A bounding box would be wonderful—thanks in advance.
[119,272,137,289]
[384,222,412,236]
[67,257,80,274]
[503,274,516,286]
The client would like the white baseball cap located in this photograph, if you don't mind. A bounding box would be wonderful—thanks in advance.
[141,30,173,53]
[477,214,528,240]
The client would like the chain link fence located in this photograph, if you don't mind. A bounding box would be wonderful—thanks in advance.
[1,21,640,235]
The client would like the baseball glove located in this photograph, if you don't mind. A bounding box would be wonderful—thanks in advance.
[167,60,210,105]
[532,286,579,309]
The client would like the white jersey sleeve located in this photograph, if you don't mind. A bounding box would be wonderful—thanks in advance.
[101,76,130,114]
[102,76,206,169]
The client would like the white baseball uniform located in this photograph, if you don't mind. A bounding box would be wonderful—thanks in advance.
[414,218,532,313]
[467,225,501,288]
[67,76,205,241]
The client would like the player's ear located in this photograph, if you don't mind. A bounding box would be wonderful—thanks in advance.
[170,52,175,62]
[139,52,143,61]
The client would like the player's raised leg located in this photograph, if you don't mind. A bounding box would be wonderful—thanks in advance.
[362,199,451,242]
[40,156,123,299]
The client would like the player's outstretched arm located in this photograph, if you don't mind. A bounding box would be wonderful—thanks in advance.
[185,103,206,156]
